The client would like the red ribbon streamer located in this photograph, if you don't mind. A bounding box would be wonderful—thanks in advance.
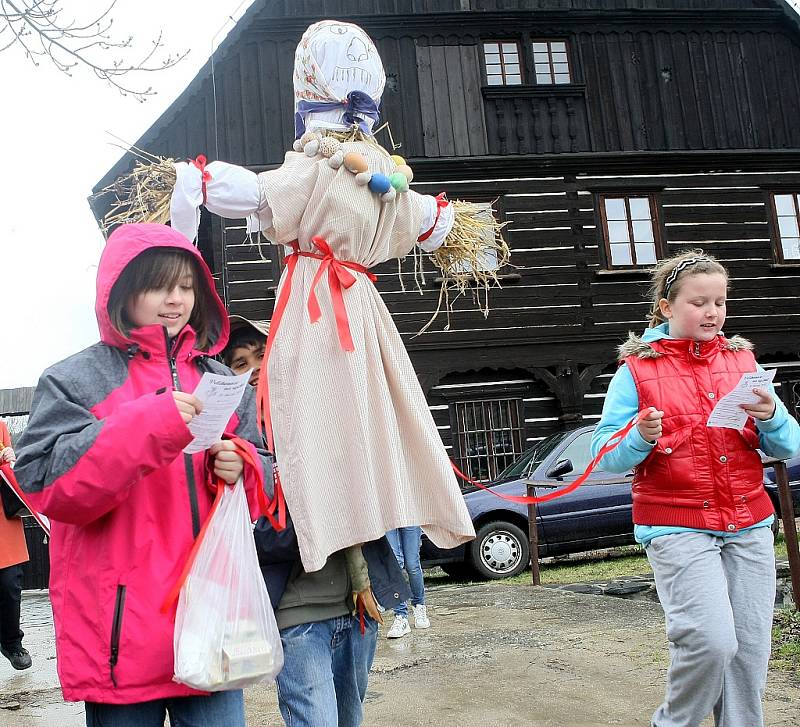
[0,464,50,537]
[160,435,270,614]
[417,192,449,243]
[255,238,376,518]
[451,410,647,505]
[190,154,212,205]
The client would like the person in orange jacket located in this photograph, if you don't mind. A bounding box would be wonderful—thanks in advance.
[0,419,31,670]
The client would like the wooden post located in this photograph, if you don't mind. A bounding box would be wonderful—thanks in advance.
[774,460,800,610]
[527,481,541,586]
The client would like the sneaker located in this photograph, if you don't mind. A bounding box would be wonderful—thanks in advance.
[386,615,411,639]
[1,645,32,670]
[413,604,430,629]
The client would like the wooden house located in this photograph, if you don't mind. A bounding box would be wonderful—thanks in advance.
[93,0,800,485]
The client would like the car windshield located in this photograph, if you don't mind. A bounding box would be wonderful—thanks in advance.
[494,431,571,481]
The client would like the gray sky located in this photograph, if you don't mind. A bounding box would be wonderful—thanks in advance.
[0,0,256,388]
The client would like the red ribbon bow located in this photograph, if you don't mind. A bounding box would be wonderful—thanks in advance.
[255,238,376,464]
[305,237,377,352]
[190,154,212,204]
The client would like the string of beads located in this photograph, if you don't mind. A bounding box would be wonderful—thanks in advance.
[292,131,414,203]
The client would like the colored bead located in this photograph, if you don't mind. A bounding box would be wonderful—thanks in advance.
[343,152,369,174]
[328,151,344,169]
[355,171,371,186]
[319,137,342,158]
[381,187,397,203]
[389,172,409,193]
[368,173,391,194]
[304,139,320,157]
[396,164,414,182]
[390,154,406,167]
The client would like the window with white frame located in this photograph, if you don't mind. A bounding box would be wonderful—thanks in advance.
[599,195,662,268]
[770,193,800,262]
[483,41,522,86]
[453,398,525,482]
[532,40,571,85]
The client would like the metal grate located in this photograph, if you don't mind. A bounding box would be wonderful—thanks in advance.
[1,415,28,446]
[454,398,524,482]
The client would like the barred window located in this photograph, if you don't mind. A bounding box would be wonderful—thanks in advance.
[454,399,524,483]
[483,41,522,86]
[599,194,663,269]
[1,415,28,446]
[532,40,571,85]
[770,193,800,262]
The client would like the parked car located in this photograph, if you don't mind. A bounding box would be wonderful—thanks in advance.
[422,425,800,580]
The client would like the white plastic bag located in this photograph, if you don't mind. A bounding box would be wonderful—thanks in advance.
[173,476,283,691]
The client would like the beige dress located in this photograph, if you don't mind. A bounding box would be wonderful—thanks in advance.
[256,143,475,572]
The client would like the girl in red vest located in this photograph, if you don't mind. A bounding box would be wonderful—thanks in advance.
[591,250,800,727]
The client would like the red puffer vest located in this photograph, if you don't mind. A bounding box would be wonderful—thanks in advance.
[623,334,774,532]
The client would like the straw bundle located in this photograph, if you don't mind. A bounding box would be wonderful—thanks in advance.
[417,199,510,334]
[93,150,178,233]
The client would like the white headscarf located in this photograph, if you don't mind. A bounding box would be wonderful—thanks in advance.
[293,20,385,134]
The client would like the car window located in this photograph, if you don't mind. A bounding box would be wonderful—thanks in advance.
[555,431,599,476]
[493,431,571,481]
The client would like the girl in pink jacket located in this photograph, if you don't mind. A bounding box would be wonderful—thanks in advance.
[15,223,270,726]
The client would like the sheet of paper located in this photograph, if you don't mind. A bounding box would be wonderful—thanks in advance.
[183,370,251,454]
[706,368,777,430]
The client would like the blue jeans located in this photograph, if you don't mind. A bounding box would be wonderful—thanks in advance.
[385,527,425,618]
[276,614,378,727]
[84,690,244,727]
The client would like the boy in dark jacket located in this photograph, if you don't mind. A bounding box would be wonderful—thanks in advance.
[223,317,410,727]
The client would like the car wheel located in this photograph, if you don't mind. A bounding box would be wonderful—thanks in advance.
[469,521,530,580]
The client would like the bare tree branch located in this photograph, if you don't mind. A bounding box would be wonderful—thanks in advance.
[0,0,188,100]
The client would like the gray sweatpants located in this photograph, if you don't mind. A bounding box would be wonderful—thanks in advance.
[646,527,775,727]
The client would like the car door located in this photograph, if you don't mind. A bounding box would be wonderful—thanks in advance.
[531,428,634,553]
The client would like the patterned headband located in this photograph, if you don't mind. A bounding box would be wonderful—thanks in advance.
[663,256,706,297]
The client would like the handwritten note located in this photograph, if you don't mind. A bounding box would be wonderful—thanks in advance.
[183,370,251,454]
[706,368,776,430]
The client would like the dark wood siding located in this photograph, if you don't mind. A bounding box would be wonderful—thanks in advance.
[415,43,488,157]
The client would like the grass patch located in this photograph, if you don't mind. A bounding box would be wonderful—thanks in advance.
[427,531,792,588]
[772,608,800,679]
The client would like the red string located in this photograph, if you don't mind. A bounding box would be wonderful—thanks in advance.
[255,238,376,524]
[160,435,270,614]
[0,464,50,537]
[357,595,366,635]
[451,410,648,505]
[190,154,212,205]
[417,192,449,242]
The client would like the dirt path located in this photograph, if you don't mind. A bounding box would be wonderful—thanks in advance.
[3,585,799,726]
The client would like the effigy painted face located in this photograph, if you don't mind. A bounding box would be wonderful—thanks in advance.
[294,20,385,107]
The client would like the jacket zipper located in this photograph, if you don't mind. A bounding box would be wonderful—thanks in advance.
[109,584,127,688]
[165,328,201,538]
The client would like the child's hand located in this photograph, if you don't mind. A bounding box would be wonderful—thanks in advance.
[637,408,664,443]
[209,440,244,484]
[173,391,202,425]
[741,388,776,421]
[0,446,15,464]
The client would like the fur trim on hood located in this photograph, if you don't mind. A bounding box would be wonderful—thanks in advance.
[617,332,753,361]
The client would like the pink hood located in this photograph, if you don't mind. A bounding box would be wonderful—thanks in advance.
[96,223,229,356]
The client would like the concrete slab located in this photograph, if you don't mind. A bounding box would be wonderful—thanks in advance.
[3,585,798,726]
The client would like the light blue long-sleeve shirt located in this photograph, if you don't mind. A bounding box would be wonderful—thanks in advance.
[590,324,800,545]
